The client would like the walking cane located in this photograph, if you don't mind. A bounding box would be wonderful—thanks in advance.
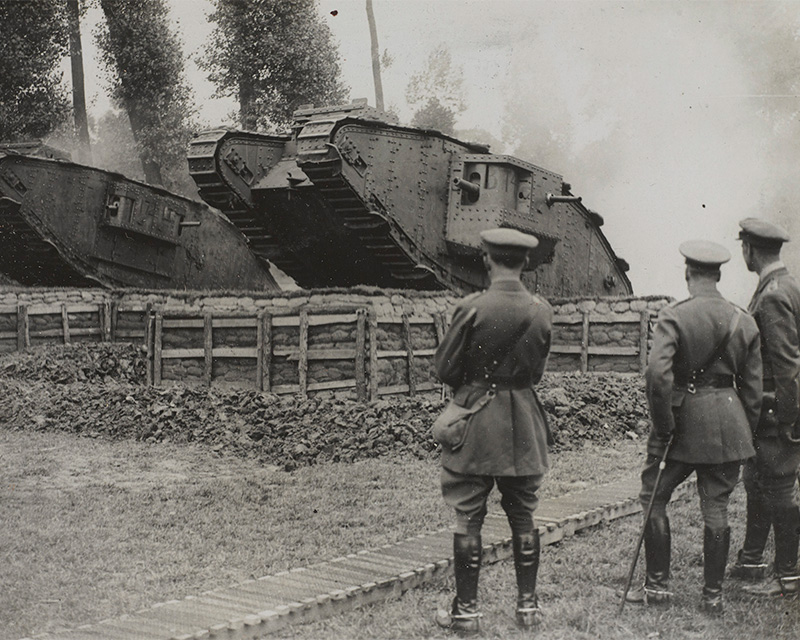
[618,435,673,614]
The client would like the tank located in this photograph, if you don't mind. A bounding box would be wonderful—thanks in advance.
[188,99,632,296]
[0,149,279,290]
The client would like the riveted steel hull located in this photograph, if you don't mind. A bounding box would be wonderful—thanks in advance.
[0,153,279,291]
[188,103,632,296]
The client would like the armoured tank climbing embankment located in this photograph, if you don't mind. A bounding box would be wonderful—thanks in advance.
[0,142,279,290]
[188,99,632,296]
[0,101,631,297]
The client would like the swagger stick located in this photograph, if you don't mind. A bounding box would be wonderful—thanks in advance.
[618,436,673,614]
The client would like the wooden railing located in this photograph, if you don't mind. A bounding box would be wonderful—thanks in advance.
[550,309,652,373]
[147,306,446,401]
[0,301,150,353]
[0,301,655,392]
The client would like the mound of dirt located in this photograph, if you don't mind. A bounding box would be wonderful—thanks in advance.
[0,344,651,469]
[0,342,148,384]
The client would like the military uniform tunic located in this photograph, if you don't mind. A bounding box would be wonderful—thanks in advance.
[748,264,800,444]
[434,278,552,477]
[646,284,762,463]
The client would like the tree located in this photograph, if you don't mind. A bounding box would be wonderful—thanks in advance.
[0,0,71,142]
[201,0,349,131]
[95,0,196,188]
[366,0,384,110]
[405,45,466,135]
[67,0,91,163]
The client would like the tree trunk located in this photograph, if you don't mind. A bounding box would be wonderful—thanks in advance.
[125,108,164,186]
[67,0,91,163]
[365,0,384,111]
[239,79,258,130]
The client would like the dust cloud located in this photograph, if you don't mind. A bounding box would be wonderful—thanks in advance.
[497,1,800,305]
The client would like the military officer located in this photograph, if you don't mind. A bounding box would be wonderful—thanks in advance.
[433,228,553,634]
[628,240,762,614]
[731,218,800,598]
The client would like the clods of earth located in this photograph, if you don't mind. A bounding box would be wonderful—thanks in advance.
[0,344,651,470]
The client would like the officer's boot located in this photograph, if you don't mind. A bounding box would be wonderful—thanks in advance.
[701,526,730,615]
[745,506,800,597]
[730,496,771,581]
[512,531,542,629]
[435,534,482,634]
[626,513,672,604]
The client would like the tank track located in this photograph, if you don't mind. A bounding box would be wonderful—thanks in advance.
[298,155,442,290]
[187,131,313,283]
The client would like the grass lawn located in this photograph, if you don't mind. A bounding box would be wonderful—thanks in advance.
[1,427,796,640]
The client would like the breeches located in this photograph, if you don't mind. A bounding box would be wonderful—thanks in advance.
[743,436,800,509]
[639,456,741,530]
[441,466,544,536]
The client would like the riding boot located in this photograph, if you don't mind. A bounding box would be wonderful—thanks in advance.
[745,506,800,597]
[512,531,542,629]
[642,513,672,604]
[435,534,482,634]
[730,495,771,581]
[701,526,730,615]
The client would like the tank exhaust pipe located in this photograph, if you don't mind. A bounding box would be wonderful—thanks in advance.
[453,177,481,197]
[546,193,582,206]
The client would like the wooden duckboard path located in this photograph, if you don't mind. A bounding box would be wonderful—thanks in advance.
[22,475,691,640]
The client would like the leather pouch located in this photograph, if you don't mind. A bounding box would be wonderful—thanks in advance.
[431,391,494,451]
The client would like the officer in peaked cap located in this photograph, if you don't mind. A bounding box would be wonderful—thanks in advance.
[479,227,541,250]
[628,239,762,614]
[433,227,552,633]
[731,218,800,598]
[738,217,791,248]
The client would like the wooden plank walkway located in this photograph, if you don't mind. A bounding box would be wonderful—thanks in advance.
[21,475,688,640]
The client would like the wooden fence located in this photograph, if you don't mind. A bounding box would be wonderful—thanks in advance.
[144,306,654,398]
[146,306,446,401]
[0,300,150,353]
[0,300,656,395]
[549,309,652,373]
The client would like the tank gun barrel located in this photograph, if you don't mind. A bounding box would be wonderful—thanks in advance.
[546,193,582,206]
[453,177,481,196]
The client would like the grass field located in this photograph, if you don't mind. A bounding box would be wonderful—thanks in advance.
[1,427,797,640]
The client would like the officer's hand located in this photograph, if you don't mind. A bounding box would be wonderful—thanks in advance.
[779,423,800,446]
[652,430,672,453]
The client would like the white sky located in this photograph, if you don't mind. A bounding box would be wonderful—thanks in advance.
[75,0,800,305]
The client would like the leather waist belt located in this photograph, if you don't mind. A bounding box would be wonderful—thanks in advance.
[467,379,531,391]
[674,374,735,391]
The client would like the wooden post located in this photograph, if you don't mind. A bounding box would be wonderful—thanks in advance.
[580,311,590,374]
[434,311,448,400]
[144,302,152,348]
[17,304,28,351]
[61,303,71,344]
[403,312,416,397]
[639,310,650,373]
[355,308,367,401]
[109,300,119,342]
[203,313,213,386]
[256,310,265,391]
[298,309,309,399]
[101,301,112,342]
[153,311,163,386]
[368,308,379,401]
[145,313,154,386]
[262,313,273,392]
